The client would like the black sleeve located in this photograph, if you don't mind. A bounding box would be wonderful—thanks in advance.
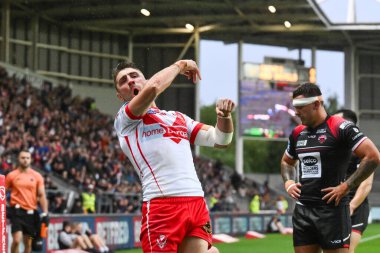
[285,132,297,159]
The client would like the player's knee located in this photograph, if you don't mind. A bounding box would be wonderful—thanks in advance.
[12,234,22,244]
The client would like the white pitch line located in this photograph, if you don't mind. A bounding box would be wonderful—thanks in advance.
[360,233,380,243]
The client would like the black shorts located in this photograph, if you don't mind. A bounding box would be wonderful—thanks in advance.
[293,204,351,249]
[351,201,369,234]
[10,207,40,238]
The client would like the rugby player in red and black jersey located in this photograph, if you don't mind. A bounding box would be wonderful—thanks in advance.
[334,109,374,253]
[280,83,380,253]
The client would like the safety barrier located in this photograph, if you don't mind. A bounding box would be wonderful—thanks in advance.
[5,212,291,252]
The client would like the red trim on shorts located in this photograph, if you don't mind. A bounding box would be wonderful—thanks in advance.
[125,104,142,120]
[135,129,164,195]
[190,123,204,144]
[343,244,350,248]
[352,229,362,235]
[124,136,143,180]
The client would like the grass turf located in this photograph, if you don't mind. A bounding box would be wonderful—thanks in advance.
[116,223,380,253]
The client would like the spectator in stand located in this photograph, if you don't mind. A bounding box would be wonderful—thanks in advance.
[249,194,260,214]
[81,184,96,213]
[71,198,84,214]
[276,195,288,214]
[49,192,67,214]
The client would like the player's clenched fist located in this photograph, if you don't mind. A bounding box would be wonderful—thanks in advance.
[216,98,235,117]
[175,59,201,83]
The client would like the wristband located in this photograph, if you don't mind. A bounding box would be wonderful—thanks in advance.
[217,114,231,119]
[286,183,296,192]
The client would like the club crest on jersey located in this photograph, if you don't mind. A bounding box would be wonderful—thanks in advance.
[318,135,327,144]
[296,140,307,147]
[157,234,167,249]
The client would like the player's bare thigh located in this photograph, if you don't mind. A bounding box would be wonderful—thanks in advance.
[349,232,362,253]
[295,245,348,253]
[178,237,208,253]
[295,245,321,253]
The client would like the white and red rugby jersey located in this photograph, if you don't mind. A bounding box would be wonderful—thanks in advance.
[114,103,205,201]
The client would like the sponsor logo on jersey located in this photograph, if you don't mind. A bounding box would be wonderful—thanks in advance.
[141,113,189,143]
[300,130,309,135]
[302,156,318,166]
[299,152,322,178]
[296,140,307,147]
[339,121,354,129]
[308,135,316,139]
[141,124,165,141]
[316,128,326,134]
[318,134,327,144]
[157,234,167,249]
[353,127,359,133]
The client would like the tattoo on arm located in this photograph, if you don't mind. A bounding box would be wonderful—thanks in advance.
[281,162,296,183]
[346,159,377,189]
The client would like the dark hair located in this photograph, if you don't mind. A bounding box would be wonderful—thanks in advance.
[62,221,71,228]
[335,109,357,124]
[292,83,322,99]
[112,61,141,90]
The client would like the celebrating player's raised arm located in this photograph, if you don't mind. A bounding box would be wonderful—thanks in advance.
[194,98,235,148]
[113,59,201,118]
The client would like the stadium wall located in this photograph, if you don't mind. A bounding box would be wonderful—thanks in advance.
[6,213,293,252]
[2,13,196,118]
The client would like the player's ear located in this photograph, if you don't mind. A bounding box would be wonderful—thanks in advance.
[313,100,320,110]
[117,92,126,102]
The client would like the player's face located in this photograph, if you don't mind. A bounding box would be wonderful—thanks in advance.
[115,67,146,102]
[18,151,32,169]
[293,95,316,126]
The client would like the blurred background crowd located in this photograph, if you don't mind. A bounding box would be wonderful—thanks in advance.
[0,66,285,215]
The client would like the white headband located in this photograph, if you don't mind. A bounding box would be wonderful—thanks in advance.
[292,96,321,107]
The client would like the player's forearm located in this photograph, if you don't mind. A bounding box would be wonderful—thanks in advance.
[145,61,184,96]
[39,193,49,213]
[130,62,183,116]
[350,173,374,209]
[216,114,233,133]
[346,158,378,190]
[281,161,296,183]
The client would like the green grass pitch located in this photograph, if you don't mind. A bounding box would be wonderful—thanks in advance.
[116,223,380,253]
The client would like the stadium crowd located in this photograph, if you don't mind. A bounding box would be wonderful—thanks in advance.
[0,66,277,214]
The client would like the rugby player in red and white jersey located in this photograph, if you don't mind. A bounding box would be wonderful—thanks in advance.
[113,59,234,253]
[280,83,380,253]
